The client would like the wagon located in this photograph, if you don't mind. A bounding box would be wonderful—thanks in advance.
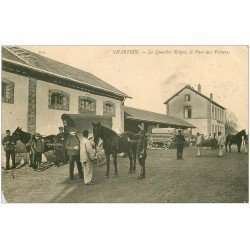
[61,114,112,165]
[148,128,178,149]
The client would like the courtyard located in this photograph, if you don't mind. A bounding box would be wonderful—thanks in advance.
[1,146,248,203]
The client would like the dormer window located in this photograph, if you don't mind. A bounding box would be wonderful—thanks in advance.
[1,78,15,104]
[103,101,116,117]
[184,94,191,102]
[49,90,69,111]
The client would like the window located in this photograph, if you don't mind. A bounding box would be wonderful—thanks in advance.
[103,101,115,117]
[1,78,15,104]
[78,96,96,114]
[49,90,69,111]
[184,94,191,102]
[184,106,192,118]
[212,106,214,119]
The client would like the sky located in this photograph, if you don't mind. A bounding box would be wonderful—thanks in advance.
[24,46,248,130]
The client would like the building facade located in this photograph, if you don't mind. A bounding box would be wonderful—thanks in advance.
[164,84,226,137]
[2,46,129,136]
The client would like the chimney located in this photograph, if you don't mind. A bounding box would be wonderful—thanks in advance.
[198,84,201,93]
[210,93,213,100]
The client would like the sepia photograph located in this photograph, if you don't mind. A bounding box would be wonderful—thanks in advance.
[1,45,248,203]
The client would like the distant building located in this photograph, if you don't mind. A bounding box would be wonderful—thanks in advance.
[2,46,129,136]
[124,106,195,134]
[164,84,226,137]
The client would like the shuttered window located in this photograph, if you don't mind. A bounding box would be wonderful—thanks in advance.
[78,96,96,114]
[49,90,70,111]
[1,78,15,104]
[184,106,192,118]
[103,101,116,117]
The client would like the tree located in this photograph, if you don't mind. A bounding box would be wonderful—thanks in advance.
[225,110,238,135]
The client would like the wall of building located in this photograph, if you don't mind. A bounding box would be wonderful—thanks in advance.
[185,119,208,136]
[167,88,208,118]
[36,79,123,135]
[1,71,29,134]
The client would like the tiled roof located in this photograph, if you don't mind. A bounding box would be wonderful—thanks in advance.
[2,46,130,98]
[124,106,196,128]
[164,85,226,110]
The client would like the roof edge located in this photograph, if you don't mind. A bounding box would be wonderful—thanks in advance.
[2,57,131,99]
[163,85,226,110]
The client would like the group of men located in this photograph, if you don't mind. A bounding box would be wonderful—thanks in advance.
[175,130,226,160]
[1,126,149,183]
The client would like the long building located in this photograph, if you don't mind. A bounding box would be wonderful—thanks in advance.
[2,46,129,135]
[124,106,195,133]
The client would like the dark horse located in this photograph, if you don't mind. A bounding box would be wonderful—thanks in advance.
[12,127,58,167]
[92,122,138,177]
[226,130,247,153]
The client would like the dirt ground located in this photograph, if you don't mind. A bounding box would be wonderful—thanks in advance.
[1,146,248,203]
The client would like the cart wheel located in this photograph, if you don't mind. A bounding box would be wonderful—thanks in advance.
[147,138,153,149]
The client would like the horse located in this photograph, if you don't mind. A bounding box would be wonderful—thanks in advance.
[120,131,138,170]
[92,122,137,177]
[225,130,247,153]
[12,127,58,167]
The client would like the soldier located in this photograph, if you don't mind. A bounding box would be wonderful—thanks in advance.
[196,132,203,156]
[65,127,83,180]
[176,130,185,160]
[137,129,147,179]
[2,130,16,170]
[217,132,225,157]
[30,133,45,170]
[56,127,66,165]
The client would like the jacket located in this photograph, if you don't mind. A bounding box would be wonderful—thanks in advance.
[29,138,45,153]
[196,135,203,146]
[176,134,185,145]
[80,137,96,163]
[2,135,16,151]
[136,136,147,156]
[217,135,225,146]
[65,134,80,155]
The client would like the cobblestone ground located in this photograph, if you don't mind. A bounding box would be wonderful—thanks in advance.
[1,146,248,203]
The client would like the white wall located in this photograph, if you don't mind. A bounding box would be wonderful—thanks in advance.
[36,80,123,135]
[1,71,29,134]
[187,119,208,136]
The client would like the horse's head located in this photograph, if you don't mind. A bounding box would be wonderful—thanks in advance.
[12,127,22,142]
[92,121,102,147]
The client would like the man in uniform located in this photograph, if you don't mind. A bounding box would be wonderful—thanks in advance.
[196,132,203,157]
[65,127,83,180]
[137,127,147,179]
[56,127,66,165]
[217,132,225,157]
[2,130,16,170]
[176,130,185,160]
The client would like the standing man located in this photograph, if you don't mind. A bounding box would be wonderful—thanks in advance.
[80,130,96,185]
[56,127,66,165]
[196,132,203,157]
[217,132,225,157]
[65,127,83,180]
[137,129,147,179]
[2,130,16,170]
[29,133,45,170]
[176,130,185,160]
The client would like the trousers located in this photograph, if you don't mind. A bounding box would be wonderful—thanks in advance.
[69,154,83,179]
[5,150,15,169]
[138,154,147,177]
[176,144,184,159]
